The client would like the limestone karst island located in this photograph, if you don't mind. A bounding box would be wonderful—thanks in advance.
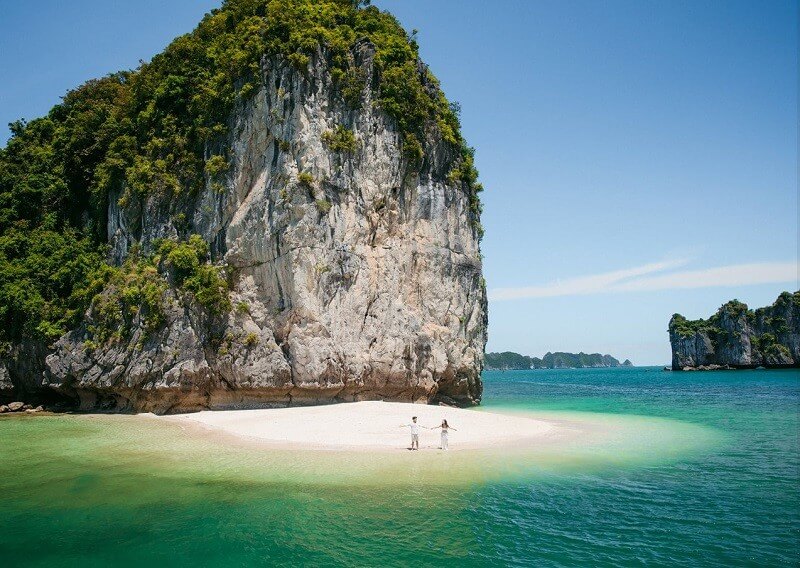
[0,0,486,413]
[669,291,800,371]
[1,1,798,566]
[485,351,634,370]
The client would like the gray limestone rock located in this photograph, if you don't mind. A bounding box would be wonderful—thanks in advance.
[669,292,799,370]
[38,47,486,412]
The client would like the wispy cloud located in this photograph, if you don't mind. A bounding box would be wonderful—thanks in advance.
[489,260,798,301]
[613,262,799,292]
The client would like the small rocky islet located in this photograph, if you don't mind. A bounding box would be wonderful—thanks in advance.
[669,291,800,371]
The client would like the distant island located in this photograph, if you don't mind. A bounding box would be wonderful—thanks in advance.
[485,351,633,370]
[669,291,799,370]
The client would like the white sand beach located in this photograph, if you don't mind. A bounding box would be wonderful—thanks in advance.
[160,401,560,452]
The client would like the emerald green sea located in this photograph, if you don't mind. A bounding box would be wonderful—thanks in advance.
[1,367,798,566]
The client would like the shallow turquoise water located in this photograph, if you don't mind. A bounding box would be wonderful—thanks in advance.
[1,367,798,566]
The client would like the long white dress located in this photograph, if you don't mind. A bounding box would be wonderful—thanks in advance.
[441,428,449,450]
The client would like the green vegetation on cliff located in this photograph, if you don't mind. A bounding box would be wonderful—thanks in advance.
[668,314,717,340]
[0,0,481,346]
[86,235,230,349]
[669,293,798,344]
[669,299,751,340]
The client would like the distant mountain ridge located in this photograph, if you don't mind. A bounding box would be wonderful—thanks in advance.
[485,351,633,370]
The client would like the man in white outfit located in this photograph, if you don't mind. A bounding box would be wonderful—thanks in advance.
[401,416,423,450]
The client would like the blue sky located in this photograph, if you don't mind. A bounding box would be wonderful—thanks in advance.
[1,1,797,364]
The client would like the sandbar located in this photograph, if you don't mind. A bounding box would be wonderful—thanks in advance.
[159,400,563,452]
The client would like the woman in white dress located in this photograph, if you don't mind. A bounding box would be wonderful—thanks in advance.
[431,419,456,450]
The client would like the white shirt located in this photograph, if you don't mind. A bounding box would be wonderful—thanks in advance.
[408,423,421,435]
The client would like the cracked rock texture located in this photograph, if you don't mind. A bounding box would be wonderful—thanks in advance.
[28,46,486,413]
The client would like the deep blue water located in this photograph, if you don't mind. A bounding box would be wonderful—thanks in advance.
[477,367,800,566]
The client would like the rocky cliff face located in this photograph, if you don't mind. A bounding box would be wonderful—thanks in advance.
[3,43,486,412]
[669,291,800,370]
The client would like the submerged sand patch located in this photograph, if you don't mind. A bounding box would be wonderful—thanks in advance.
[134,404,723,485]
[1,405,723,488]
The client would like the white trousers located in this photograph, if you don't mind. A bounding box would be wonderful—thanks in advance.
[441,430,449,450]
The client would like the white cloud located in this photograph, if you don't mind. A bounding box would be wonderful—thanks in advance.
[489,260,798,301]
[612,262,799,292]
